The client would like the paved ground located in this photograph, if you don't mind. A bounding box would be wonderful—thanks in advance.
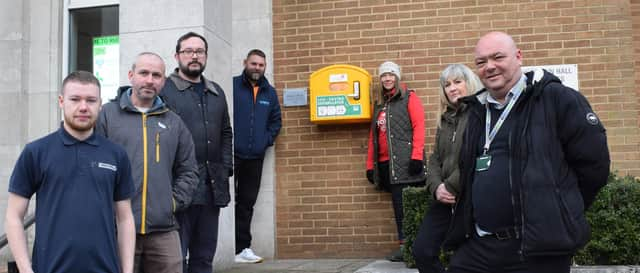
[218,260,640,273]
[217,259,417,273]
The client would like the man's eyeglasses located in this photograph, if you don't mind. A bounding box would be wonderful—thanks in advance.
[179,49,207,57]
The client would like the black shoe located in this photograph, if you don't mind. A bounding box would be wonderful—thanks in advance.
[386,247,404,262]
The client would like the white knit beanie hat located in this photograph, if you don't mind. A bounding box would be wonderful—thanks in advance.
[378,61,401,80]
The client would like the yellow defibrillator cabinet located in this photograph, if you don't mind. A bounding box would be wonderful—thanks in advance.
[309,64,372,124]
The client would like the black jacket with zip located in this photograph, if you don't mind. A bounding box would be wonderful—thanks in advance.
[160,71,233,207]
[445,69,610,256]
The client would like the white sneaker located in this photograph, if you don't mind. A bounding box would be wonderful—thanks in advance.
[234,248,264,263]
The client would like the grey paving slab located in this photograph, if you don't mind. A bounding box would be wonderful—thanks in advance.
[354,260,417,273]
[217,259,640,273]
[217,259,375,273]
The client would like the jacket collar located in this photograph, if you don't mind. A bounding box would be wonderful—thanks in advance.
[464,68,560,110]
[442,103,468,123]
[169,69,219,95]
[117,87,167,114]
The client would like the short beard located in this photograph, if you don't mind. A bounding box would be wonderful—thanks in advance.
[179,62,205,78]
[64,115,95,132]
[245,70,263,82]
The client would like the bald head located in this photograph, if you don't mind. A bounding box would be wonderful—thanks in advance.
[128,52,166,108]
[132,52,166,72]
[473,31,523,99]
[475,31,518,56]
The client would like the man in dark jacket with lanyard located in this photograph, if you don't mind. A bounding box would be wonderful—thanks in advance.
[160,32,233,273]
[446,31,610,273]
[233,49,282,264]
[96,52,199,273]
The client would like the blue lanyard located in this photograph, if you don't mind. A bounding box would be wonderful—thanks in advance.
[483,78,526,154]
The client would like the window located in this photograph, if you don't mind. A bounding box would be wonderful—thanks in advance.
[68,5,119,102]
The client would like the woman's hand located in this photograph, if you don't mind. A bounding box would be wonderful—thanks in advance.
[436,183,456,204]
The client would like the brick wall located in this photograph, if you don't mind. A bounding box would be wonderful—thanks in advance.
[634,0,640,128]
[272,0,640,258]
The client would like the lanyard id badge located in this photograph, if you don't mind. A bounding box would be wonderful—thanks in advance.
[475,154,492,172]
[477,76,526,172]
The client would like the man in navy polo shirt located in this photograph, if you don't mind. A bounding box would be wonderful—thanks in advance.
[5,71,136,273]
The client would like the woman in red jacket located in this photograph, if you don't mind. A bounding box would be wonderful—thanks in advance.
[366,61,427,262]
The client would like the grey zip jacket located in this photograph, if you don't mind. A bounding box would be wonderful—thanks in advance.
[96,87,198,234]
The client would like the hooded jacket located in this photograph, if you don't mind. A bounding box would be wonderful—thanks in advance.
[445,69,610,256]
[233,72,282,159]
[96,87,198,234]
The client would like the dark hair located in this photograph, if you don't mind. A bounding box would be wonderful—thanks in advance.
[246,49,266,59]
[175,32,208,53]
[62,71,101,94]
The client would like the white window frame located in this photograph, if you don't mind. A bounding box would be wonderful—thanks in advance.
[62,0,119,78]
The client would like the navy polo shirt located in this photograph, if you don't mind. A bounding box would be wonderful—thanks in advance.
[8,126,135,273]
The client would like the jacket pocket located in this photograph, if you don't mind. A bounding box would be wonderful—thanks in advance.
[522,166,589,256]
[155,132,160,163]
[207,163,231,207]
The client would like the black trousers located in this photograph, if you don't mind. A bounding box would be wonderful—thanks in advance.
[379,161,421,242]
[176,204,220,273]
[448,233,572,273]
[412,200,452,273]
[234,156,265,253]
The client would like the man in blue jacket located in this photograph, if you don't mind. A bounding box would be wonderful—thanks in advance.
[233,49,282,263]
[445,31,610,273]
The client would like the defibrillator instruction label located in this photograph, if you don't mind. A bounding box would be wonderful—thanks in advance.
[316,95,361,117]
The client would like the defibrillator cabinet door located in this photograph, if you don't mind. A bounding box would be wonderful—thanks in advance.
[309,64,372,124]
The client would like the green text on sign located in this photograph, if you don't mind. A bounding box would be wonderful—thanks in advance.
[93,36,119,46]
[316,95,361,117]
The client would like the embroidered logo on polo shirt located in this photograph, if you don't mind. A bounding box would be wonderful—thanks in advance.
[98,162,117,172]
[258,100,270,106]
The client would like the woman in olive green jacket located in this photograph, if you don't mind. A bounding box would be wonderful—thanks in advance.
[412,64,483,273]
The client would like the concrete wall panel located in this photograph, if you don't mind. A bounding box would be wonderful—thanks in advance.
[119,0,203,33]
[0,41,23,93]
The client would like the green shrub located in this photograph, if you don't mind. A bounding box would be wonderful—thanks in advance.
[402,186,430,268]
[574,173,640,265]
[403,173,640,267]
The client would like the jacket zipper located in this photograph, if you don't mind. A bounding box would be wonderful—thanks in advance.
[384,103,395,181]
[518,97,532,258]
[508,131,523,260]
[139,109,168,235]
[155,132,160,163]
[452,115,458,143]
[141,113,149,234]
